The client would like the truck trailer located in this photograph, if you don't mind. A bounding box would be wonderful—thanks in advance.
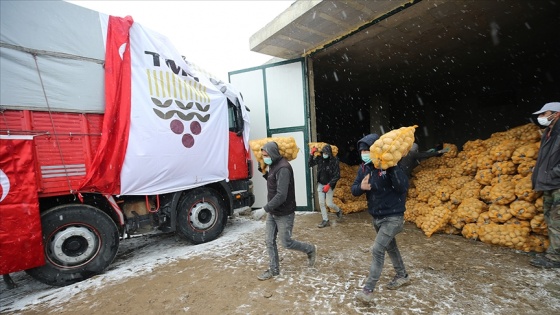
[0,1,254,286]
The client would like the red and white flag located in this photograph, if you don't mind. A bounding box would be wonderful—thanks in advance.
[0,136,45,274]
[80,16,229,195]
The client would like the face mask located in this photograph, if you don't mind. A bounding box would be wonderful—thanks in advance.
[537,113,555,126]
[263,157,273,165]
[361,153,371,164]
[323,154,329,159]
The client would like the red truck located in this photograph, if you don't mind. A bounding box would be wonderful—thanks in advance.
[0,1,254,286]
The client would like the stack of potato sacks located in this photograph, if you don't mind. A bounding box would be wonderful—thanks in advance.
[405,123,549,253]
[249,137,299,174]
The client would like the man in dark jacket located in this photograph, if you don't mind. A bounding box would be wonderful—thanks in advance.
[309,144,343,228]
[351,133,410,304]
[257,141,317,280]
[530,102,560,268]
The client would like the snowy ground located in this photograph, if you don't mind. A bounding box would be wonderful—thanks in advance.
[1,211,559,315]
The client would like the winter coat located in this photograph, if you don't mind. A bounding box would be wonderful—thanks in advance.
[532,122,560,191]
[308,144,341,188]
[261,142,297,216]
[351,134,409,218]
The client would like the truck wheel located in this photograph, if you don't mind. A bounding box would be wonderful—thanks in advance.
[176,188,227,244]
[25,204,119,286]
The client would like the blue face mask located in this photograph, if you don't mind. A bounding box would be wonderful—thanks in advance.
[323,154,329,159]
[361,153,371,164]
[263,157,273,165]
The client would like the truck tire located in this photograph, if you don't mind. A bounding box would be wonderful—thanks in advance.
[25,204,119,287]
[176,188,227,244]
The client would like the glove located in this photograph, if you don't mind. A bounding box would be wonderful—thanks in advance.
[322,183,331,193]
[252,208,267,220]
[310,147,318,155]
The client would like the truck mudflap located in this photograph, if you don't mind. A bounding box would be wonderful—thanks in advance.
[0,136,45,275]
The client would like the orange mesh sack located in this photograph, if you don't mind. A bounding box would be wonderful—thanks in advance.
[249,137,299,173]
[308,142,338,157]
[370,125,417,169]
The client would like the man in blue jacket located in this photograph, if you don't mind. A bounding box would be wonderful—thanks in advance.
[530,102,560,268]
[351,133,410,304]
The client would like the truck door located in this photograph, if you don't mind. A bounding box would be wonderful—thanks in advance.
[229,58,312,211]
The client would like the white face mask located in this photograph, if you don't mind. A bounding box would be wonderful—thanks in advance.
[537,113,555,126]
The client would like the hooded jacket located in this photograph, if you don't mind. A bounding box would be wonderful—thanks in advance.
[308,144,341,188]
[352,134,409,218]
[261,141,297,216]
[532,120,560,191]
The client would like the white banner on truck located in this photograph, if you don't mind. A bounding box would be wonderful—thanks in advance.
[121,20,229,195]
[80,16,229,195]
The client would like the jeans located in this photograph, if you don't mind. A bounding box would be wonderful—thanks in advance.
[317,183,342,221]
[543,188,560,262]
[363,215,407,291]
[265,212,315,273]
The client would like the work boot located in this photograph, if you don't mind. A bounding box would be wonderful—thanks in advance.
[386,274,411,290]
[336,210,343,219]
[530,255,560,268]
[355,288,375,305]
[307,245,317,267]
[257,269,279,281]
[317,220,330,228]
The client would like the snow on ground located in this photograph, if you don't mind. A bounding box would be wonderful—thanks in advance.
[0,215,264,313]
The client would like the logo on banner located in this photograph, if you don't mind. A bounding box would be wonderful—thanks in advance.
[144,51,210,149]
[0,169,10,202]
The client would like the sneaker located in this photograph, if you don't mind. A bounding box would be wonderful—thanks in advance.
[317,220,330,228]
[307,245,317,267]
[356,288,375,304]
[530,255,560,268]
[336,210,343,219]
[386,274,411,290]
[257,269,279,281]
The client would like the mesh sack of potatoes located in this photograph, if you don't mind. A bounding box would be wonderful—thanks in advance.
[512,123,542,142]
[449,180,482,205]
[249,137,299,172]
[515,175,542,202]
[517,160,536,177]
[475,169,494,186]
[509,200,537,220]
[491,161,517,176]
[420,205,451,237]
[478,223,531,250]
[490,139,518,162]
[511,142,540,164]
[488,204,513,223]
[530,213,547,235]
[450,198,488,229]
[370,125,417,169]
[522,234,549,253]
[488,181,517,205]
[476,154,494,170]
[504,217,531,229]
[459,157,478,176]
[461,223,480,240]
[477,211,493,226]
[308,142,338,157]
